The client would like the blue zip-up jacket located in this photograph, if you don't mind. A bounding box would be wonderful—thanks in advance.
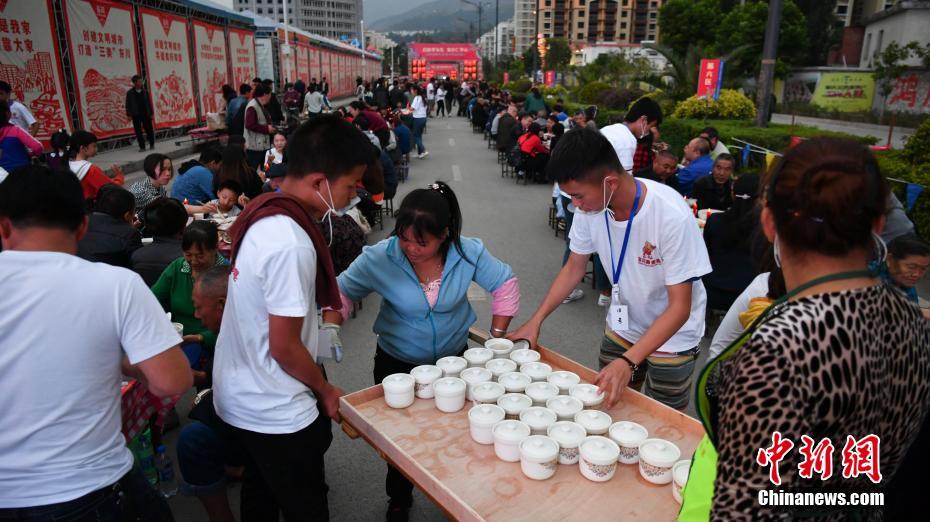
[337,235,514,365]
[677,154,714,196]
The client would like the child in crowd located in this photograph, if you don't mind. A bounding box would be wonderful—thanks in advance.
[208,180,243,218]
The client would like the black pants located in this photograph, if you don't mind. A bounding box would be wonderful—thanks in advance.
[233,414,333,522]
[436,99,446,117]
[132,115,155,149]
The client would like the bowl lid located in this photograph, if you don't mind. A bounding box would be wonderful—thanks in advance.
[574,410,612,432]
[468,404,505,424]
[436,356,467,370]
[410,365,442,381]
[639,438,681,466]
[492,419,531,441]
[520,435,559,459]
[608,421,649,445]
[382,373,414,390]
[570,383,605,402]
[546,396,584,415]
[471,381,505,400]
[463,347,493,361]
[459,367,493,383]
[432,377,466,395]
[485,338,514,352]
[520,361,553,378]
[499,372,531,387]
[524,381,559,401]
[580,436,621,463]
[512,339,531,351]
[509,348,541,364]
[547,421,587,445]
[673,459,691,485]
[497,393,533,412]
[547,370,581,387]
[485,359,517,373]
[519,406,558,429]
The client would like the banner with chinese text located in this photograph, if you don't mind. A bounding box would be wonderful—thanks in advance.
[192,21,228,118]
[309,45,320,83]
[63,0,138,138]
[697,59,723,100]
[811,72,875,112]
[883,72,930,115]
[320,49,330,89]
[228,27,256,88]
[139,8,196,128]
[0,0,71,142]
[296,40,310,83]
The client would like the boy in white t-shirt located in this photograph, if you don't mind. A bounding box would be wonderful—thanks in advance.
[0,166,192,518]
[212,114,372,520]
[510,126,711,411]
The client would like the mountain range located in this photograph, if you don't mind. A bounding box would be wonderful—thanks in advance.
[367,0,514,37]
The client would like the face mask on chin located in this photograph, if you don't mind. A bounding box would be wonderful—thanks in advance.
[316,179,359,246]
[573,176,617,219]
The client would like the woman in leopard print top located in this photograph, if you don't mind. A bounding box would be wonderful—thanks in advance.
[711,138,930,520]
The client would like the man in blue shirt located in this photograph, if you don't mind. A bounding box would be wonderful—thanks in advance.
[171,148,222,204]
[225,84,251,131]
[676,137,714,196]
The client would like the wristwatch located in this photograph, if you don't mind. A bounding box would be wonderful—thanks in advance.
[618,354,639,372]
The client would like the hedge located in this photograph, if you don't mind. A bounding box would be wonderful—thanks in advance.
[876,150,930,242]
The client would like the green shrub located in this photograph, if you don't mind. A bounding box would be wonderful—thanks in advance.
[574,81,613,104]
[502,79,532,94]
[876,150,930,242]
[539,85,570,99]
[595,88,645,111]
[673,89,757,120]
[902,118,930,166]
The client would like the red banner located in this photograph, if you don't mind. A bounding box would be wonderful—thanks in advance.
[296,40,310,84]
[228,27,255,89]
[408,43,479,62]
[545,70,555,87]
[0,0,72,143]
[192,20,228,117]
[697,59,723,100]
[63,0,139,138]
[139,7,196,128]
[309,46,320,83]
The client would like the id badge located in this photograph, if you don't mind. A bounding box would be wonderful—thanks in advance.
[608,285,631,332]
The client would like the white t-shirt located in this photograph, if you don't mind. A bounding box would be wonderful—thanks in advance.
[9,100,36,132]
[213,215,321,434]
[426,82,436,100]
[411,96,427,118]
[0,251,180,507]
[569,178,712,353]
[708,272,770,359]
[600,123,638,174]
[437,87,446,99]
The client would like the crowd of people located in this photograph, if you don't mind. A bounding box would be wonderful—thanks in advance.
[0,70,929,522]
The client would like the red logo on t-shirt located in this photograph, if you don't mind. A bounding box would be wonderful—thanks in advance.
[231,267,239,282]
[638,241,662,266]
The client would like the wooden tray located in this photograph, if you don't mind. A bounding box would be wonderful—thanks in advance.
[339,327,704,521]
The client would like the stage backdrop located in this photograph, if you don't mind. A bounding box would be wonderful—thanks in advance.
[139,7,196,128]
[192,20,228,117]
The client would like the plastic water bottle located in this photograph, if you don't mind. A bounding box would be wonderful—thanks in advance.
[137,429,157,485]
[155,445,178,498]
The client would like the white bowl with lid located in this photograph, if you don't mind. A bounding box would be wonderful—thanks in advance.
[546,395,584,421]
[432,377,467,413]
[459,367,493,401]
[519,361,553,382]
[569,384,606,409]
[547,370,581,394]
[492,420,531,462]
[382,373,415,409]
[519,435,560,480]
[498,371,531,393]
[519,406,558,436]
[524,381,560,406]
[485,358,517,379]
[497,393,533,420]
[547,421,587,464]
[638,439,681,485]
[468,404,506,445]
[574,410,612,436]
[435,356,467,378]
[410,365,443,399]
[672,459,691,504]
[579,436,621,482]
[608,421,649,464]
[512,339,531,351]
[485,338,515,359]
[471,381,506,405]
[509,348,541,366]
[463,347,494,368]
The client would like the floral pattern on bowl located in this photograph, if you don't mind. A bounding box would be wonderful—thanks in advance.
[541,459,559,472]
[559,447,579,460]
[619,446,639,460]
[582,459,617,479]
[640,461,672,478]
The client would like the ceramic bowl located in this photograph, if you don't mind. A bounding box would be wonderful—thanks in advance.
[520,435,560,480]
[524,381,560,406]
[459,367,493,401]
[492,420,531,462]
[608,421,649,465]
[471,381,506,405]
[519,406,558,436]
[463,347,494,368]
[497,393,533,420]
[546,395,584,421]
[435,356,467,378]
[485,338,514,359]
[519,361,553,382]
[638,438,681,485]
[547,370,581,394]
[432,377,467,413]
[498,371,532,394]
[382,373,415,409]
[569,383,605,410]
[410,365,442,399]
[672,459,691,504]
[579,436,620,482]
[485,358,518,379]
[509,348,541,366]
[574,410,613,436]
[468,404,506,445]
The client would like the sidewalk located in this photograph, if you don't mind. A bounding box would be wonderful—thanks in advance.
[771,113,917,149]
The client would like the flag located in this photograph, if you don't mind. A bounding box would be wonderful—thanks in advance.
[742,144,751,165]
[906,183,924,212]
[765,152,777,170]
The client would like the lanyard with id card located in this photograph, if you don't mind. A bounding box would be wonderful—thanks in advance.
[605,180,642,333]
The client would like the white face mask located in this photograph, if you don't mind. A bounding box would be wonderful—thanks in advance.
[316,179,358,246]
[573,176,616,219]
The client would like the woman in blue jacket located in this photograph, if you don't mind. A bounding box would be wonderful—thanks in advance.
[332,181,519,518]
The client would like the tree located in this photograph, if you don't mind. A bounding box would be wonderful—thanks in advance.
[642,43,752,101]
[794,0,842,66]
[571,52,654,87]
[714,0,809,79]
[522,44,540,76]
[873,41,930,118]
[658,0,722,57]
[545,38,572,72]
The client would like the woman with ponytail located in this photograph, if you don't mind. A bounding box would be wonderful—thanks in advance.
[326,181,520,518]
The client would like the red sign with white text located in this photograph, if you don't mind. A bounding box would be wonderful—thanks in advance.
[228,27,256,89]
[139,7,196,128]
[697,59,723,100]
[192,20,228,118]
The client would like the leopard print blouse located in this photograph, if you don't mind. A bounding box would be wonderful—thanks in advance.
[713,284,930,520]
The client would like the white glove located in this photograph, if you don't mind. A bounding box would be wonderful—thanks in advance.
[321,323,343,363]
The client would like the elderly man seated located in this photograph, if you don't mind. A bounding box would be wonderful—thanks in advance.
[677,136,714,196]
[635,149,681,193]
[691,153,735,211]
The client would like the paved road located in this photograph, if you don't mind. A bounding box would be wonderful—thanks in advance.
[164,115,705,521]
[771,113,916,149]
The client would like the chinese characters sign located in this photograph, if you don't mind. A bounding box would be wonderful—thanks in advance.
[697,59,724,100]
[757,432,882,486]
[63,0,137,138]
[228,27,256,89]
[192,21,228,117]
[885,72,930,115]
[139,7,196,128]
[296,40,310,84]
[0,0,71,142]
[811,72,875,112]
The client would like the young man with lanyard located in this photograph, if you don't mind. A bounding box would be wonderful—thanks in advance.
[509,127,711,410]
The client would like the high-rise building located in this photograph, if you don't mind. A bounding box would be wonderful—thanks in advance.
[514,0,537,56]
[477,20,516,61]
[234,0,362,41]
[537,0,664,47]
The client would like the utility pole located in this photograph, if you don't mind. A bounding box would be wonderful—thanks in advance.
[755,0,781,127]
[494,0,499,66]
[282,0,291,84]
